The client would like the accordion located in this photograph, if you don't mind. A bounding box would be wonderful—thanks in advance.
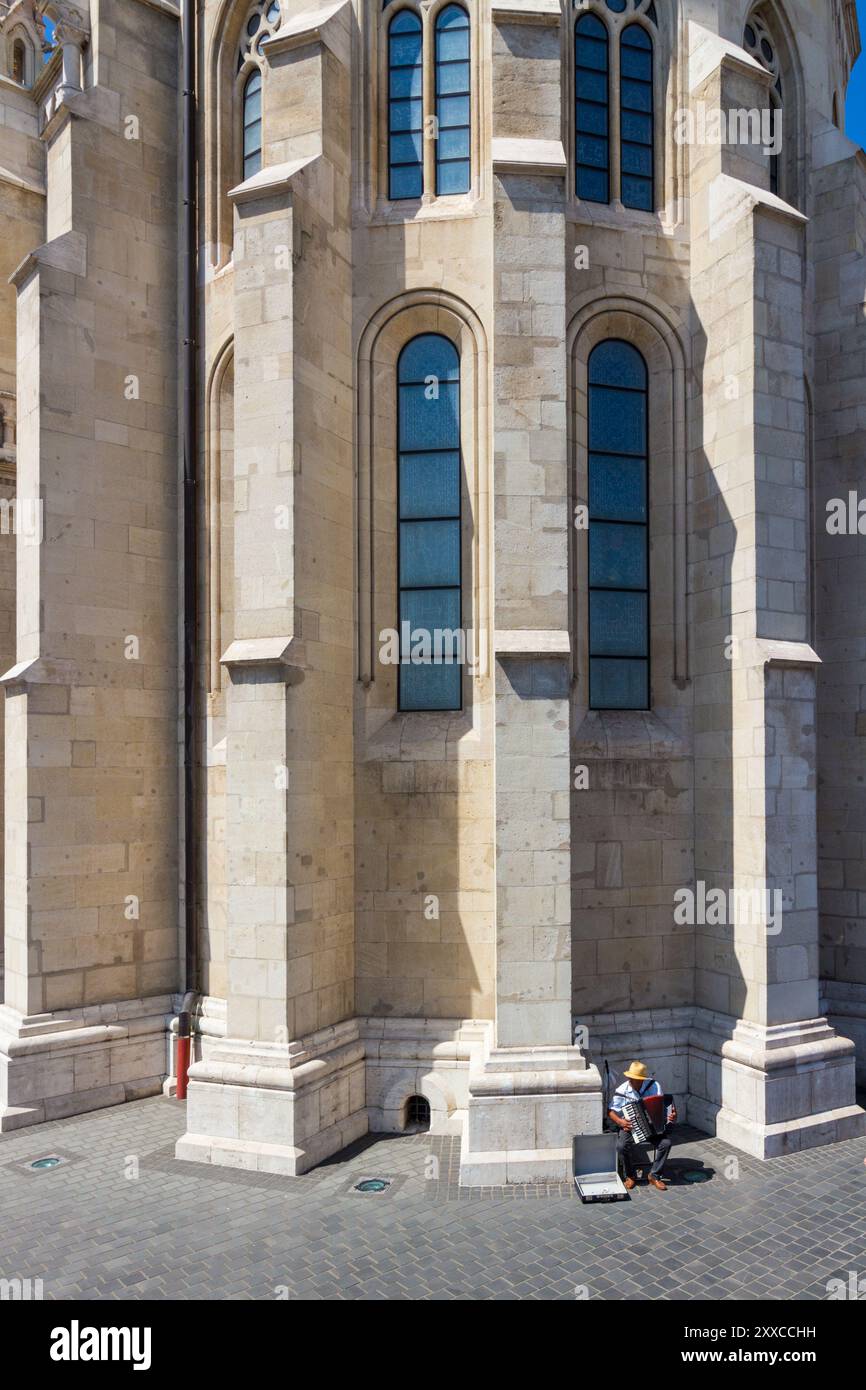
[622,1094,672,1144]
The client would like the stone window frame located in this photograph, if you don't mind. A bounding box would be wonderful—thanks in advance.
[7,24,36,88]
[356,292,491,726]
[569,297,689,714]
[742,1,804,210]
[565,0,666,219]
[207,0,283,270]
[369,0,482,218]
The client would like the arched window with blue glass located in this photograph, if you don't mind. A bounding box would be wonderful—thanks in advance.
[434,5,471,195]
[388,10,424,201]
[397,334,462,711]
[574,12,610,205]
[587,340,649,710]
[242,69,263,180]
[620,23,654,210]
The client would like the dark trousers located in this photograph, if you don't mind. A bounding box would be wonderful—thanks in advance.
[617,1128,672,1179]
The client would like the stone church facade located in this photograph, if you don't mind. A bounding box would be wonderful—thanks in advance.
[1,0,866,1184]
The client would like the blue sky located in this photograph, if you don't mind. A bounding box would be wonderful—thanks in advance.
[848,0,866,148]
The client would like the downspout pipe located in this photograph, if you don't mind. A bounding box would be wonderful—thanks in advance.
[181,0,198,1008]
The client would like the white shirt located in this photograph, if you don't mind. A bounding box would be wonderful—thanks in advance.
[610,1078,662,1115]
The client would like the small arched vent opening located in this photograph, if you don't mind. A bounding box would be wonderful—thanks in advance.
[403,1094,431,1133]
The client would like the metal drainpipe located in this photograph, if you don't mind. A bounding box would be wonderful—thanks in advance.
[181,0,198,1020]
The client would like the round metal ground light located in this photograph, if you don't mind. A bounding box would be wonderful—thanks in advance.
[354,1178,390,1193]
[680,1168,711,1184]
[29,1156,62,1170]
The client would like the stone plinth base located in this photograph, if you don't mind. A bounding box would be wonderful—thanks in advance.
[0,998,172,1132]
[460,1043,603,1185]
[715,1018,866,1158]
[175,1018,367,1176]
[583,1005,866,1157]
[363,1016,487,1135]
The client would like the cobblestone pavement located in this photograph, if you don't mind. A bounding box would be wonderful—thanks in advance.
[1,1096,865,1300]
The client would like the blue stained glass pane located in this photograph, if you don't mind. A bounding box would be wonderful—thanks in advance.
[390,32,423,65]
[589,388,646,454]
[622,109,652,144]
[622,142,653,176]
[400,658,462,711]
[575,68,607,104]
[391,10,421,33]
[243,121,262,156]
[622,174,653,210]
[577,134,608,169]
[590,340,646,388]
[400,587,462,659]
[390,164,422,199]
[437,3,469,30]
[576,36,608,71]
[623,23,652,48]
[438,94,470,127]
[621,77,652,112]
[390,132,423,165]
[437,61,469,95]
[577,13,607,38]
[578,166,609,203]
[605,0,627,12]
[244,85,261,123]
[621,47,652,80]
[589,522,648,589]
[437,27,469,63]
[244,151,261,179]
[399,334,460,384]
[390,63,423,99]
[400,383,460,450]
[399,451,461,519]
[390,98,422,132]
[437,127,470,160]
[400,519,460,588]
[590,658,648,710]
[577,101,608,136]
[589,453,646,521]
[589,591,648,656]
[437,160,470,195]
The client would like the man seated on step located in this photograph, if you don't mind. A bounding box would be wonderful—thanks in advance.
[608,1060,677,1192]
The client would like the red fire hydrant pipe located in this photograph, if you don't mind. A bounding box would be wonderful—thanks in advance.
[176,1010,191,1101]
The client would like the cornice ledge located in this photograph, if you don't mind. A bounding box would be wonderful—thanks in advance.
[708,173,808,245]
[492,0,560,25]
[494,629,570,655]
[0,163,45,197]
[492,137,566,176]
[228,153,320,205]
[752,638,821,670]
[9,228,87,287]
[220,637,298,669]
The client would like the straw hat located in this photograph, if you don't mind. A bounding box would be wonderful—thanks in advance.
[623,1061,651,1082]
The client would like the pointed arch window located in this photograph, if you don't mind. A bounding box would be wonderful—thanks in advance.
[383,3,472,203]
[572,1,657,211]
[388,11,424,200]
[575,14,610,205]
[242,70,263,180]
[397,335,462,711]
[434,6,471,196]
[620,25,653,210]
[587,340,649,710]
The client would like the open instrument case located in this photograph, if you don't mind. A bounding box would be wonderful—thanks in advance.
[572,1133,629,1202]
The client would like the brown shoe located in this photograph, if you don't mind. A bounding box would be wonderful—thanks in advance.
[624,1176,637,1191]
[648,1176,667,1191]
